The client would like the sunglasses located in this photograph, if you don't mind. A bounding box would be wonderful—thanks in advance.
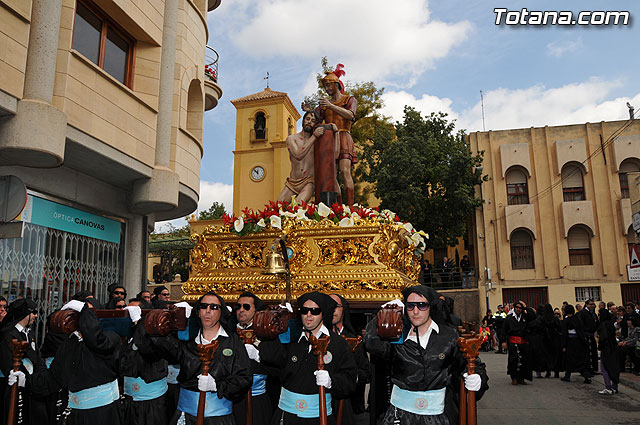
[113,291,126,295]
[160,292,170,296]
[115,305,125,309]
[198,303,221,311]
[234,303,252,311]
[406,301,430,311]
[299,307,322,316]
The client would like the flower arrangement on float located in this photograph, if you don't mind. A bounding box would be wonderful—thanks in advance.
[218,198,428,254]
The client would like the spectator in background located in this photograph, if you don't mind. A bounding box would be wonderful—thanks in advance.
[607,302,616,314]
[0,296,7,322]
[151,286,171,308]
[597,308,620,394]
[137,290,153,309]
[460,255,472,289]
[618,317,640,375]
[438,256,451,283]
[493,305,507,354]
[598,301,606,311]
[575,303,583,313]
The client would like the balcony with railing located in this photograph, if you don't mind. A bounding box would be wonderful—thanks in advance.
[204,46,222,111]
[419,266,478,290]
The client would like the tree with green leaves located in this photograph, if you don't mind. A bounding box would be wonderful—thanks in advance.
[361,106,485,249]
[197,201,226,220]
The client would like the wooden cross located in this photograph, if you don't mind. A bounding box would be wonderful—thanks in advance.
[309,334,331,425]
[7,339,28,425]
[196,341,220,425]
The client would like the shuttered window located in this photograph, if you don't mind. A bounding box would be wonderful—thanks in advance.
[510,229,534,269]
[506,168,529,205]
[619,161,639,199]
[562,164,585,201]
[568,226,592,265]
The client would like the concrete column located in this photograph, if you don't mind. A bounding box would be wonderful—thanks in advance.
[123,215,146,296]
[24,0,63,102]
[131,0,179,213]
[0,0,67,167]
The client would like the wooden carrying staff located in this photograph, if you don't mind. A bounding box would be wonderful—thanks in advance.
[336,335,362,425]
[308,334,331,425]
[7,339,28,425]
[237,328,257,425]
[456,326,482,425]
[196,341,220,425]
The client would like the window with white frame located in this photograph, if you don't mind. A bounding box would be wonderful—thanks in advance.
[575,287,601,302]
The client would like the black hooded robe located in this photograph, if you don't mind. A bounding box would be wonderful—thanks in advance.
[259,292,357,425]
[597,311,620,388]
[121,320,170,425]
[503,308,535,382]
[50,304,123,425]
[364,285,488,425]
[560,314,589,377]
[0,299,59,425]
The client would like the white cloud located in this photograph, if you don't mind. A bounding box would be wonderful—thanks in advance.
[547,37,583,57]
[154,181,233,233]
[228,0,471,86]
[382,78,639,134]
[381,90,457,123]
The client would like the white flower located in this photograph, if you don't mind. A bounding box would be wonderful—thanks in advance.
[410,232,423,246]
[279,208,296,218]
[317,202,330,217]
[382,209,395,219]
[403,222,414,232]
[257,218,266,227]
[295,208,308,220]
[351,212,361,221]
[234,217,244,232]
[339,217,354,227]
[270,215,281,229]
[418,230,429,239]
[343,205,351,214]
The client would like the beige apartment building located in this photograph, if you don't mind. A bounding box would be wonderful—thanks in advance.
[0,0,222,330]
[468,118,640,315]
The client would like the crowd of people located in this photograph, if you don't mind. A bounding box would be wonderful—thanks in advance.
[0,284,489,425]
[481,299,640,394]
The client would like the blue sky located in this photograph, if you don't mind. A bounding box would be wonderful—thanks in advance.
[157,0,639,229]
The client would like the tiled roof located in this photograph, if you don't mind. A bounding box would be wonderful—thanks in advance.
[231,88,289,104]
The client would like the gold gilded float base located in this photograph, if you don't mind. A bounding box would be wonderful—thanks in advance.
[183,218,421,304]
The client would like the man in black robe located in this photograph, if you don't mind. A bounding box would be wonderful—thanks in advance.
[142,291,252,425]
[121,301,170,425]
[364,285,488,425]
[50,299,123,425]
[492,306,507,354]
[577,299,599,375]
[560,304,592,383]
[231,291,274,425]
[259,291,357,424]
[328,294,371,424]
[0,298,58,425]
[502,300,535,385]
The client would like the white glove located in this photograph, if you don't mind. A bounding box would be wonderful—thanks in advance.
[382,299,404,313]
[245,344,260,362]
[124,306,142,323]
[278,302,293,313]
[8,370,26,387]
[197,374,217,392]
[463,372,481,391]
[174,301,193,319]
[62,300,85,312]
[314,370,332,389]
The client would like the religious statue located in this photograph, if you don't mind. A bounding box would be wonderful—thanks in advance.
[277,111,328,203]
[303,64,357,206]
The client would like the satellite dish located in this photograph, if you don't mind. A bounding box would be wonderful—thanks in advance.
[0,175,27,222]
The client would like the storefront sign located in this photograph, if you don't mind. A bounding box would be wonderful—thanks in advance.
[20,195,121,243]
[627,265,640,282]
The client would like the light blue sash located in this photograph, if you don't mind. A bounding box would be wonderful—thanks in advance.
[45,357,54,368]
[177,387,232,417]
[390,385,446,415]
[278,387,332,418]
[252,374,267,396]
[68,380,120,410]
[22,358,34,374]
[167,364,180,385]
[124,376,168,401]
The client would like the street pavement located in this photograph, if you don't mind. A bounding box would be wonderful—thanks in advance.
[478,351,640,425]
